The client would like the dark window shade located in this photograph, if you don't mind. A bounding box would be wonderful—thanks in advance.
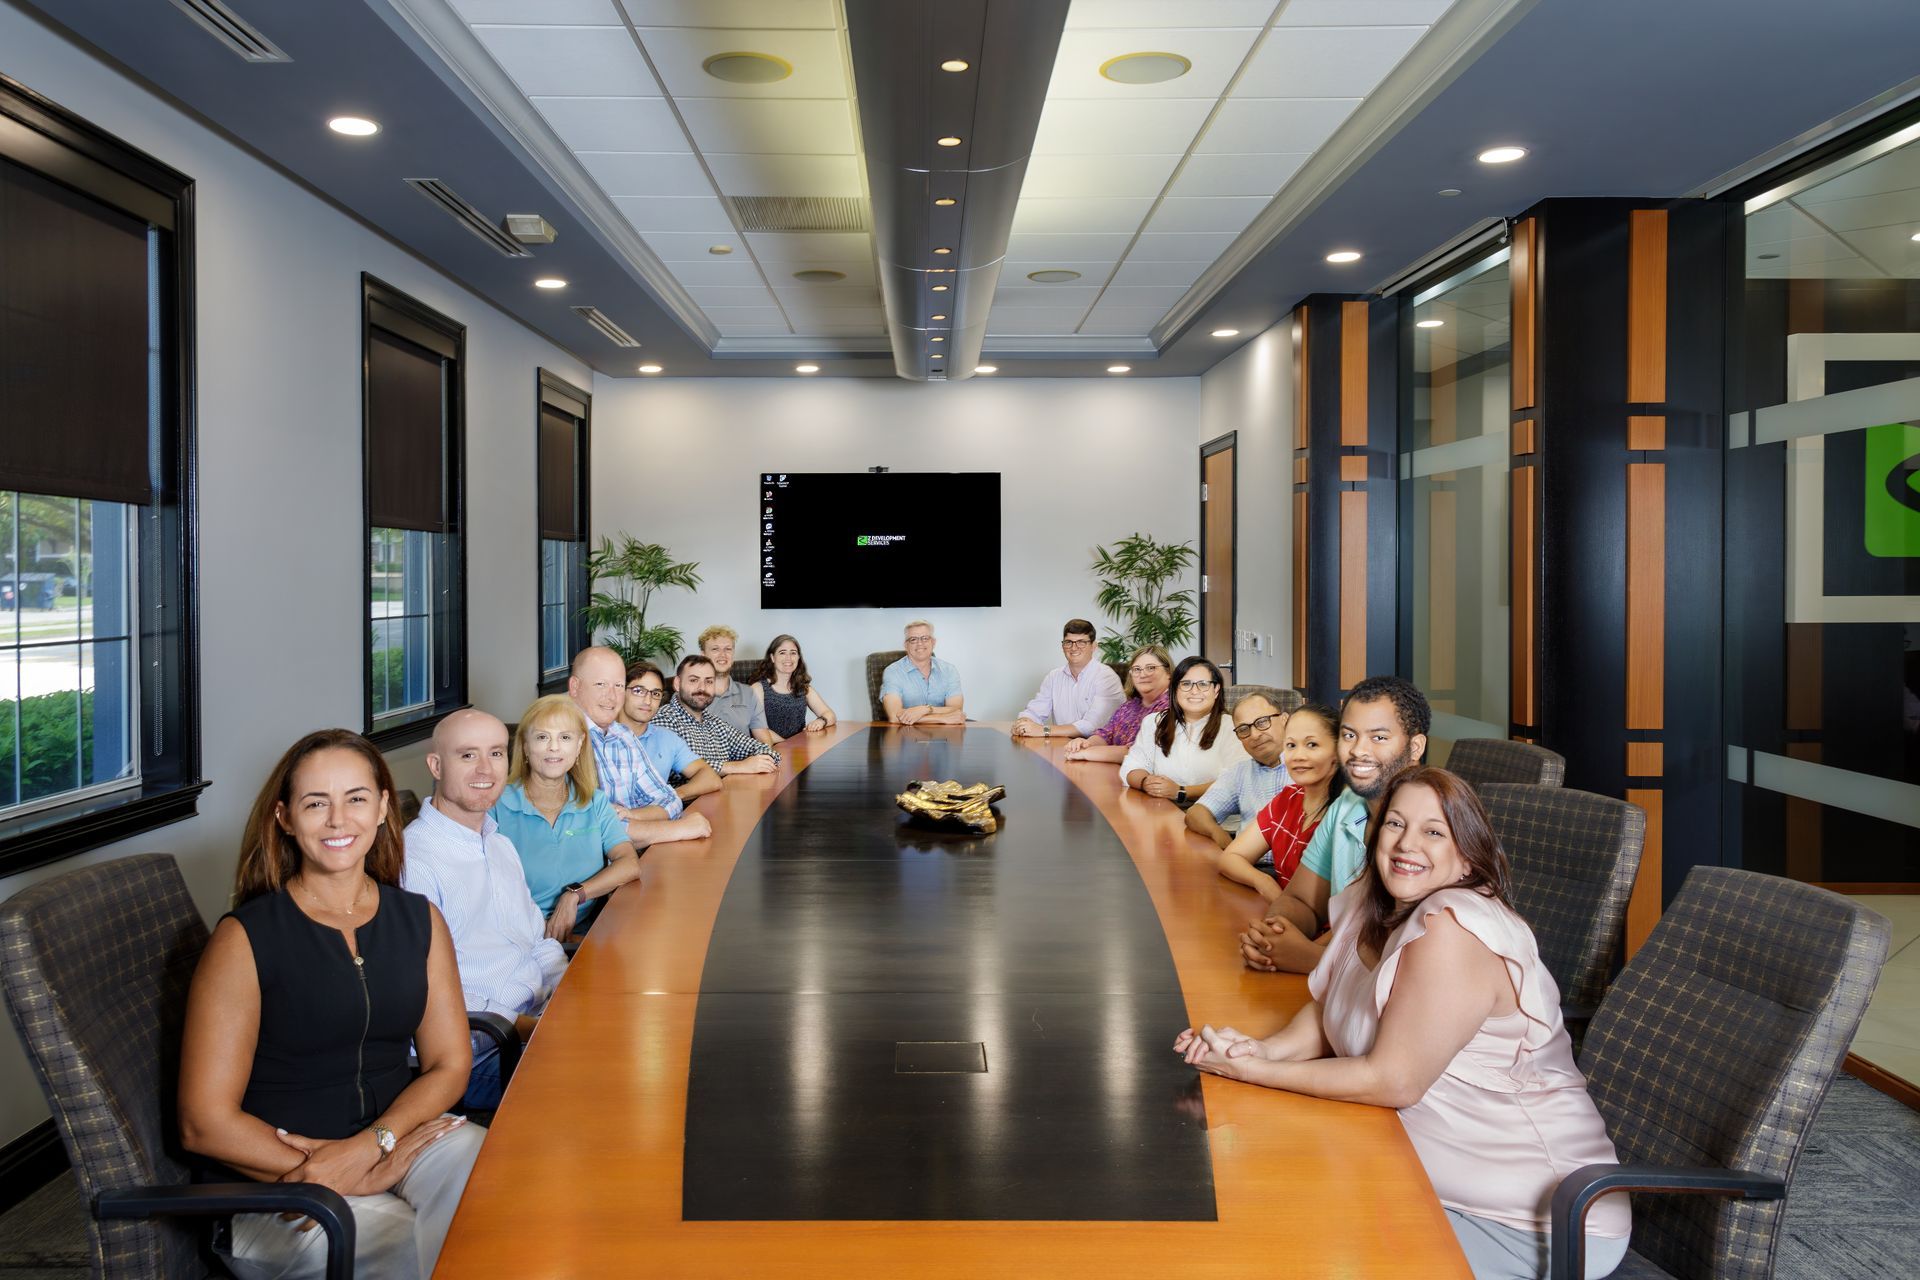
[367,329,448,533]
[538,406,581,541]
[0,158,154,505]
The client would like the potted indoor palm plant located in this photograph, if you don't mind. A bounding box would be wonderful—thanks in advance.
[1090,534,1199,664]
[582,535,702,666]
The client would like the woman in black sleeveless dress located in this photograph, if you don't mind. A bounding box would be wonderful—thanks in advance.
[752,633,838,738]
[179,729,482,1279]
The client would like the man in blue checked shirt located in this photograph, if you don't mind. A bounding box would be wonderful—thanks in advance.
[569,646,714,847]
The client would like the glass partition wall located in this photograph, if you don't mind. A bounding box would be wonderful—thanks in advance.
[1400,250,1512,760]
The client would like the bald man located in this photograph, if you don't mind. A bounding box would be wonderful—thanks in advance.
[570,646,713,847]
[401,708,566,1107]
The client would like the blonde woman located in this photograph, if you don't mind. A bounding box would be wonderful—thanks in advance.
[490,695,641,943]
[1063,645,1172,764]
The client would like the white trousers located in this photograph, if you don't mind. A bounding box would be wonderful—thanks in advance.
[222,1120,484,1280]
[1446,1208,1630,1280]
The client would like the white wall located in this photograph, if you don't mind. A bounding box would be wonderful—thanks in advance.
[0,3,590,1147]
[1197,323,1296,689]
[590,376,1201,721]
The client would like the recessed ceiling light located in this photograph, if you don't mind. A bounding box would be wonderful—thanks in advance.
[1107,365,1131,374]
[1210,328,1240,338]
[534,277,567,290]
[328,116,380,137]
[975,365,998,374]
[931,284,949,292]
[1438,188,1463,197]
[934,197,956,207]
[1416,318,1445,328]
[936,136,963,147]
[940,59,970,72]
[702,52,792,84]
[1099,52,1192,85]
[1027,269,1082,284]
[930,336,944,342]
[792,269,847,283]
[638,364,663,374]
[1911,230,1920,242]
[708,244,734,255]
[933,247,952,255]
[931,313,948,321]
[795,364,820,374]
[1325,250,1362,264]
[1477,145,1528,164]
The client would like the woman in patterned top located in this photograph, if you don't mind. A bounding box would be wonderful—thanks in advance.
[751,634,838,739]
[1062,644,1172,764]
[1215,702,1343,902]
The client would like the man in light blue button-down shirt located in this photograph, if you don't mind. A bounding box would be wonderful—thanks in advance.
[881,619,965,725]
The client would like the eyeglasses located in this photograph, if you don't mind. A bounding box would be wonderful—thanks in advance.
[1129,664,1165,676]
[905,635,934,645]
[1061,638,1093,650]
[625,685,665,701]
[1178,679,1217,693]
[1232,714,1282,739]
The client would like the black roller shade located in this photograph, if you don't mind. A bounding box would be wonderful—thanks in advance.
[0,158,154,506]
[366,328,448,533]
[538,406,580,542]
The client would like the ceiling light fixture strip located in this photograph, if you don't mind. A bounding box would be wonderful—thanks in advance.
[167,0,291,63]
[404,179,532,257]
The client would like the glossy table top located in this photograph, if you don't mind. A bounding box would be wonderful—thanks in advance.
[435,724,1467,1277]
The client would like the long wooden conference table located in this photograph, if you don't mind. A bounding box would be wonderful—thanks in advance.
[436,723,1468,1277]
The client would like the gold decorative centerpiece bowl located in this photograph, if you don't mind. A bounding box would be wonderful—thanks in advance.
[895,780,1007,834]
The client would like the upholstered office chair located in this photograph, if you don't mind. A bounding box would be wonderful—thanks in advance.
[1107,660,1130,688]
[865,649,905,720]
[0,854,354,1280]
[394,787,422,826]
[1481,783,1643,1021]
[1223,684,1302,715]
[1548,868,1889,1280]
[1446,737,1566,788]
[730,658,759,685]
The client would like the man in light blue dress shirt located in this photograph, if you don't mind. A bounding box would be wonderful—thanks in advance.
[880,619,965,724]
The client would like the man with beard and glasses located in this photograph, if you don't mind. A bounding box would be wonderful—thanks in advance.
[1237,675,1430,975]
[654,653,781,775]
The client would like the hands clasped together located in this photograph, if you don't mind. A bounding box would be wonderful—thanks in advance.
[1173,1025,1265,1082]
[271,1116,468,1224]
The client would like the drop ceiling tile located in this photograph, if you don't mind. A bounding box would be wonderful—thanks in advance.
[613,194,735,232]
[985,309,1088,333]
[1236,25,1426,98]
[1106,259,1210,287]
[746,232,874,263]
[1019,153,1185,200]
[1066,0,1276,27]
[635,28,848,99]
[1198,98,1358,153]
[577,151,712,198]
[1842,224,1920,274]
[1006,232,1138,261]
[677,98,857,155]
[472,25,660,98]
[1131,231,1242,259]
[621,0,839,27]
[1011,197,1158,234]
[1046,28,1263,101]
[713,324,795,336]
[1143,196,1269,234]
[782,305,885,322]
[1167,151,1311,197]
[704,152,863,197]
[763,259,877,286]
[771,286,885,311]
[1094,284,1192,308]
[530,96,685,152]
[1032,99,1216,155]
[661,257,767,284]
[1078,307,1171,334]
[1001,262,1119,284]
[1276,0,1454,25]
[702,305,792,326]
[1788,189,1920,234]
[991,286,1105,309]
[794,319,888,337]
[685,284,780,307]
[452,0,622,24]
[643,231,749,260]
[1741,203,1826,244]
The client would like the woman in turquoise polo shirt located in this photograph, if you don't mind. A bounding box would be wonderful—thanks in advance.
[492,694,639,943]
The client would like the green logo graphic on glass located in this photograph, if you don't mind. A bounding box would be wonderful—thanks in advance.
[1864,422,1920,558]
[856,535,870,546]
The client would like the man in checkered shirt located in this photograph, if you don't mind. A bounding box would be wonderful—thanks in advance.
[654,653,782,777]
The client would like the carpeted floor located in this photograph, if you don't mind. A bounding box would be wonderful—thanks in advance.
[1,1076,1915,1276]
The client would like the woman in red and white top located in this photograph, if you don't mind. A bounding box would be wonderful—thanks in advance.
[1215,702,1342,903]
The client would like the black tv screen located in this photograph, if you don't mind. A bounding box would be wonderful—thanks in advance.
[758,472,1001,609]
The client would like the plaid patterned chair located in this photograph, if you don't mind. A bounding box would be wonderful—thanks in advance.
[0,853,355,1280]
[1447,737,1567,788]
[1481,783,1644,1019]
[1223,684,1303,715]
[865,649,905,720]
[1548,867,1890,1279]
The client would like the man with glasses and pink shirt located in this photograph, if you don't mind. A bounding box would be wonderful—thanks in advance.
[1011,618,1124,741]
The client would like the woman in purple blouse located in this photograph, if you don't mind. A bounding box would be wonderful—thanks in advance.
[1064,644,1173,764]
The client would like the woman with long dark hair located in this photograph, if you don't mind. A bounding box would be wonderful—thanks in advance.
[751,633,837,738]
[1118,655,1244,804]
[1215,701,1344,900]
[180,729,481,1279]
[1175,766,1629,1278]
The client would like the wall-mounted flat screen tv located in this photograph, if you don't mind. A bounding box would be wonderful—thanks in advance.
[758,472,1001,609]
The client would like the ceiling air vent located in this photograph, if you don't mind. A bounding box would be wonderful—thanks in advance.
[167,0,291,63]
[571,307,641,348]
[405,180,532,258]
[721,195,868,233]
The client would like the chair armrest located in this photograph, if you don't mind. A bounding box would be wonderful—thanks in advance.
[96,1182,356,1280]
[468,1009,522,1085]
[1548,1162,1785,1279]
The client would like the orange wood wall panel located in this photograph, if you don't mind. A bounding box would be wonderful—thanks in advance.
[1626,463,1665,731]
[1510,217,1537,412]
[1293,492,1308,688]
[1339,453,1368,483]
[1627,209,1668,404]
[1511,417,1534,457]
[1627,414,1666,451]
[1340,300,1369,447]
[1339,490,1367,689]
[1293,457,1308,485]
[1626,741,1664,777]
[1625,788,1663,956]
[1203,448,1235,665]
[1510,467,1536,727]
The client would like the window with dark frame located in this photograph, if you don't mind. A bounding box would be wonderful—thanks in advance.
[536,371,590,691]
[362,275,466,747]
[0,76,203,876]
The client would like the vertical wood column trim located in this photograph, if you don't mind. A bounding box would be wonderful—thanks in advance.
[1626,463,1666,730]
[1625,787,1664,952]
[1340,301,1369,446]
[1292,308,1310,689]
[1511,217,1538,412]
[1628,209,1668,404]
[1339,490,1367,689]
[1294,311,1310,451]
[1511,465,1536,727]
[1293,494,1309,688]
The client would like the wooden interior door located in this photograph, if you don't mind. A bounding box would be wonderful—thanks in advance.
[1201,436,1236,678]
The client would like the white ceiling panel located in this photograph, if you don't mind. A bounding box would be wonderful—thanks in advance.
[1788,190,1920,234]
[1046,28,1264,101]
[1129,231,1243,260]
[529,96,685,152]
[1276,0,1454,24]
[1092,284,1193,308]
[770,286,884,310]
[471,25,659,98]
[1019,153,1185,199]
[1197,98,1358,153]
[1001,262,1121,283]
[703,152,863,197]
[577,150,711,198]
[641,231,749,260]
[612,194,735,232]
[1012,197,1159,234]
[1066,0,1278,27]
[635,28,849,99]
[621,0,839,27]
[1794,143,1920,205]
[450,0,622,25]
[1106,259,1210,287]
[746,232,874,263]
[1167,150,1310,197]
[991,286,1105,309]
[658,257,767,284]
[686,284,779,307]
[713,323,795,336]
[1032,98,1217,155]
[1079,306,1176,333]
[1840,226,1920,274]
[985,309,1088,333]
[1006,232,1138,261]
[702,305,792,326]
[1236,25,1426,98]
[1143,195,1270,234]
[676,97,857,156]
[761,258,877,285]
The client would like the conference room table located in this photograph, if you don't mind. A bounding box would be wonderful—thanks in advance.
[436,723,1468,1277]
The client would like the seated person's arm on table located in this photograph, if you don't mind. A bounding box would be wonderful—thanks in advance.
[746,693,781,746]
[1012,685,1050,736]
[920,692,966,724]
[803,687,837,730]
[1216,824,1281,901]
[1177,996,1332,1072]
[1186,800,1235,848]
[881,690,909,723]
[676,756,722,798]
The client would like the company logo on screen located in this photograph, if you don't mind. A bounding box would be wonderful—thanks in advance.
[855,534,907,547]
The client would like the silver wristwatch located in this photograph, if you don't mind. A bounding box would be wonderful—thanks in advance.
[371,1124,396,1161]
